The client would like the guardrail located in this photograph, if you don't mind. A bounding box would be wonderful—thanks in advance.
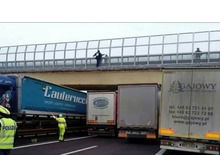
[0,30,220,72]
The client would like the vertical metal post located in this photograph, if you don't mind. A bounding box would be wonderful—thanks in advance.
[109,40,112,67]
[43,44,47,69]
[121,39,124,66]
[33,45,37,69]
[14,46,18,68]
[85,41,89,69]
[161,35,165,65]
[147,37,151,65]
[74,42,78,69]
[176,34,179,64]
[24,45,27,69]
[97,40,100,51]
[63,43,67,66]
[191,32,195,64]
[207,31,210,63]
[134,37,137,66]
[53,44,57,68]
[5,47,10,68]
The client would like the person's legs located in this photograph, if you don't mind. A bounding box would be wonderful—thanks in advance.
[96,60,99,67]
[97,58,101,67]
[62,128,66,141]
[0,150,4,155]
[95,58,99,67]
[59,127,65,141]
[4,150,10,155]
[0,150,11,155]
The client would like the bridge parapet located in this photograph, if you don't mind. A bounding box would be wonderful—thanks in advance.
[1,30,220,72]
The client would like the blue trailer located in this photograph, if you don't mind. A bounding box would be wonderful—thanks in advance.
[0,75,86,116]
[0,74,87,136]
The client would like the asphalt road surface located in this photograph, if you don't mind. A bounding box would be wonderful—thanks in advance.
[12,136,159,155]
[11,136,211,155]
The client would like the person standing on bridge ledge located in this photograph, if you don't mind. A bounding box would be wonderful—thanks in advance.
[194,48,203,63]
[93,50,104,67]
[52,114,67,142]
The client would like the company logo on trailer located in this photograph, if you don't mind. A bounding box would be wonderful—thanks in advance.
[93,97,109,109]
[43,86,86,104]
[169,80,216,93]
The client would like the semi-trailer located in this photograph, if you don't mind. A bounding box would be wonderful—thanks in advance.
[159,70,220,154]
[87,92,117,136]
[117,84,159,139]
[0,74,87,136]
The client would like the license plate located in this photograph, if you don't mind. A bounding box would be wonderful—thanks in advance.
[127,131,139,134]
[99,129,104,131]
[182,142,195,148]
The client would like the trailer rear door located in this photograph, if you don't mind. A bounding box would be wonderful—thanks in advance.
[189,70,220,140]
[87,92,116,125]
[160,70,220,141]
[160,71,192,138]
[118,85,158,129]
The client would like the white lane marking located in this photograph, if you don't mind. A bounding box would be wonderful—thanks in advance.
[14,136,96,149]
[64,135,96,142]
[60,145,98,155]
[155,149,167,155]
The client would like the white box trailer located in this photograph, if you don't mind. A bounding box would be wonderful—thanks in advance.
[87,92,117,136]
[159,70,220,154]
[117,84,159,139]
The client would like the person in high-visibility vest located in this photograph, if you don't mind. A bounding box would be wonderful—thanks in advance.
[52,114,67,142]
[0,105,17,155]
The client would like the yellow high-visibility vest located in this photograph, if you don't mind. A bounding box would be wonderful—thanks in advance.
[55,117,67,129]
[0,118,17,149]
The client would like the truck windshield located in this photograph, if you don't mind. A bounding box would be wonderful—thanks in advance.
[0,86,13,110]
[0,75,16,112]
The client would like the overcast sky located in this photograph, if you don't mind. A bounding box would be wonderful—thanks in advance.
[0,23,220,47]
[0,0,220,47]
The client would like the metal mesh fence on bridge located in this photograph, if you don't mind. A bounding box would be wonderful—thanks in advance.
[0,30,220,72]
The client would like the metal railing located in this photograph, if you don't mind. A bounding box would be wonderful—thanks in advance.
[0,30,220,72]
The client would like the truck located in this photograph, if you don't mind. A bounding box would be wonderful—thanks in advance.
[87,92,117,136]
[159,70,220,154]
[117,84,159,139]
[0,74,87,137]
